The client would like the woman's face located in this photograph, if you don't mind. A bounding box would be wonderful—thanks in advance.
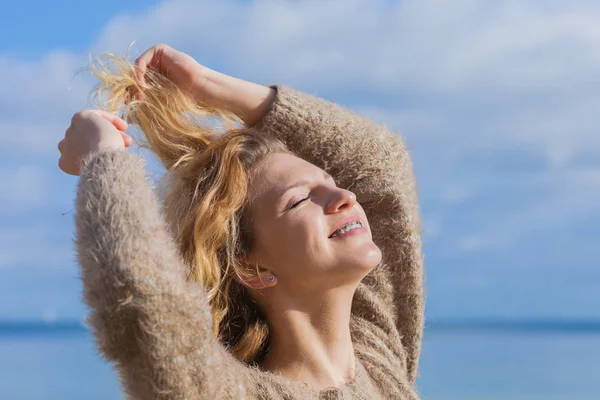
[245,152,382,291]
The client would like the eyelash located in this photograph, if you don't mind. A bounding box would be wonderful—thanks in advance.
[286,178,336,211]
[289,197,309,209]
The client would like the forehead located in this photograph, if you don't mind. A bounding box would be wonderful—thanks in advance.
[248,153,321,203]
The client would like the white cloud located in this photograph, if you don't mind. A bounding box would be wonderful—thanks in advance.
[0,51,90,111]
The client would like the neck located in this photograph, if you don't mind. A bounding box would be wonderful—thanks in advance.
[259,283,358,391]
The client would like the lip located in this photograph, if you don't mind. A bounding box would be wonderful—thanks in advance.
[328,214,365,238]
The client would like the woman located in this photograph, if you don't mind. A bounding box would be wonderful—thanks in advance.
[58,44,424,399]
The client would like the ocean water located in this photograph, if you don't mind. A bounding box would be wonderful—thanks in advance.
[418,330,600,400]
[0,325,598,400]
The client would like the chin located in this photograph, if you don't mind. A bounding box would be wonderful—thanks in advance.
[336,242,383,277]
[357,240,382,262]
[363,244,383,270]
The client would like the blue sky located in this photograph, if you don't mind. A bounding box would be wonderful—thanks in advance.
[0,0,159,57]
[0,0,599,322]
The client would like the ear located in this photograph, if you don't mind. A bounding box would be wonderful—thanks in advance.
[238,270,277,290]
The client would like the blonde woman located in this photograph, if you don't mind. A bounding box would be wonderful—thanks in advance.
[58,44,424,399]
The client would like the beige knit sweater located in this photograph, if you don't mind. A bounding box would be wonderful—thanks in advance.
[75,85,424,399]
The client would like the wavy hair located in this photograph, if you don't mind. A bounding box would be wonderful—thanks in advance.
[88,50,290,364]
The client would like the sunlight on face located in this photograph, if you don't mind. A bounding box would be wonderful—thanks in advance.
[245,153,382,291]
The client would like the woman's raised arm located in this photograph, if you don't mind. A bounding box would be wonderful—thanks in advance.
[75,149,245,399]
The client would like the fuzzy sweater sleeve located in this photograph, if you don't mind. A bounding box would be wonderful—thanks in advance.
[74,149,245,400]
[251,85,425,384]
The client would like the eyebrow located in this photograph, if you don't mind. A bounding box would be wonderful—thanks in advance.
[279,170,334,197]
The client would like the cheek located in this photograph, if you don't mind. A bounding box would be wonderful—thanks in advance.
[274,220,310,251]
[252,210,333,275]
[275,216,331,261]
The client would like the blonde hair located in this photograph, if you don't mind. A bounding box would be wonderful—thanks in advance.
[88,51,290,363]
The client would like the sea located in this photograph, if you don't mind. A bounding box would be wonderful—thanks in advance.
[0,321,598,400]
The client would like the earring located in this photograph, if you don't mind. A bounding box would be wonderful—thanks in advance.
[267,275,275,283]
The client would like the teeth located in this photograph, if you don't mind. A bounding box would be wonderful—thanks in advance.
[331,221,363,238]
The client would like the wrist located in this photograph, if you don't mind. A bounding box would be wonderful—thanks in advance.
[195,69,275,126]
[191,66,219,105]
[191,67,232,109]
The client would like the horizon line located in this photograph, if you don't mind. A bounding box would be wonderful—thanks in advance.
[1,317,600,337]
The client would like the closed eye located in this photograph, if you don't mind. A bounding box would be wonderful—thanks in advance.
[283,173,336,212]
[290,197,309,209]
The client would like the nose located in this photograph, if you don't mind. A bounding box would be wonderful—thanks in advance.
[326,187,358,214]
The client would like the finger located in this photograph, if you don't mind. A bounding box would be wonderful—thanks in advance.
[93,110,129,131]
[134,56,147,85]
[134,46,159,86]
[120,131,133,148]
[58,156,77,176]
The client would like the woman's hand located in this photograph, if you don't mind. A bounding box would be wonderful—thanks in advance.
[134,44,210,102]
[58,110,132,176]
[134,43,276,126]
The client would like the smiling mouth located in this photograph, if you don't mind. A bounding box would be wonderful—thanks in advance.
[328,221,365,238]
